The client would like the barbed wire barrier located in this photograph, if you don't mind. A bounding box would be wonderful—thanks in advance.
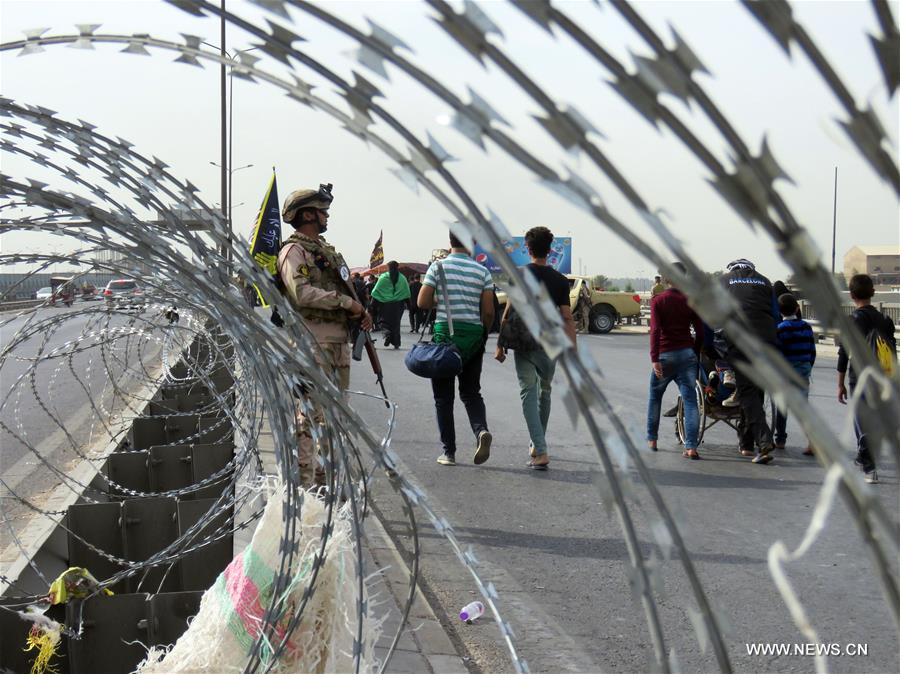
[0,1,898,673]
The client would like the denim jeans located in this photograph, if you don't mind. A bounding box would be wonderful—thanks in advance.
[773,361,812,444]
[850,385,877,474]
[431,346,488,455]
[646,348,699,449]
[514,349,557,456]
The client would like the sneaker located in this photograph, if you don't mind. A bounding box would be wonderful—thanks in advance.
[802,446,814,456]
[474,431,492,465]
[774,442,786,450]
[436,453,456,466]
[662,404,678,418]
[752,450,773,464]
[739,447,755,457]
[722,391,740,407]
[864,470,879,484]
[722,370,736,389]
[383,335,390,347]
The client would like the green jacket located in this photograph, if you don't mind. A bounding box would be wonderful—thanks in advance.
[371,273,411,303]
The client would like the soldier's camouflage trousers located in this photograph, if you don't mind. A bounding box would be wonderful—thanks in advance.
[295,342,351,488]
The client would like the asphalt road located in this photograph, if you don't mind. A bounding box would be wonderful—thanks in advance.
[352,329,898,674]
[0,302,168,546]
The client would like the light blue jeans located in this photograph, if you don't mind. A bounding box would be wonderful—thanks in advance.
[514,349,557,456]
[646,348,699,449]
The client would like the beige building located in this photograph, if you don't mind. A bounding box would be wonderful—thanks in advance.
[843,244,900,286]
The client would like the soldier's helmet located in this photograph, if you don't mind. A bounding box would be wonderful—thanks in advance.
[282,183,334,222]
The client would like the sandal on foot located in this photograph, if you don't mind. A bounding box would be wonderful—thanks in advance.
[527,458,549,471]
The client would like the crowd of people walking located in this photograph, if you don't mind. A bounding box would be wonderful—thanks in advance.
[272,181,894,487]
[646,259,894,482]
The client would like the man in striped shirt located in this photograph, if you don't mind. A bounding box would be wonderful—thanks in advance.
[417,232,495,467]
[774,293,816,454]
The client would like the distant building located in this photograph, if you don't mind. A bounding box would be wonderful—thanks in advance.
[92,249,153,277]
[843,244,900,286]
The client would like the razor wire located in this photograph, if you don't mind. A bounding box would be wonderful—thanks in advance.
[0,1,898,673]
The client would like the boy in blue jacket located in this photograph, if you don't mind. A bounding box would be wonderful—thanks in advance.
[774,293,816,455]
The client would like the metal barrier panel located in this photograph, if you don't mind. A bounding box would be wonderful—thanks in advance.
[148,591,203,648]
[176,499,233,592]
[106,451,150,498]
[121,498,179,594]
[148,445,193,493]
[66,503,127,594]
[66,594,148,674]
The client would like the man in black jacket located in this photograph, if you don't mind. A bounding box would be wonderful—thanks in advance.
[720,259,780,464]
[837,274,896,484]
[408,274,423,332]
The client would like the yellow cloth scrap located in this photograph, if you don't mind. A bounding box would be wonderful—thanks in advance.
[47,567,112,605]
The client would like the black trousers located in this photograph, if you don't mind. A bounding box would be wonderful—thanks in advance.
[431,347,488,455]
[734,360,773,451]
[408,305,427,331]
[379,300,404,348]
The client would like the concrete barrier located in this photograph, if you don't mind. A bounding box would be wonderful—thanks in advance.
[0,299,43,312]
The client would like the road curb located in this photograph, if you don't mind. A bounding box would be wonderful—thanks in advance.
[365,501,470,673]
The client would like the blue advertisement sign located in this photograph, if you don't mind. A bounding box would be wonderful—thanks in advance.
[473,237,572,274]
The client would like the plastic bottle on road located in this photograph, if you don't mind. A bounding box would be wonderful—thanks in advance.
[459,601,484,623]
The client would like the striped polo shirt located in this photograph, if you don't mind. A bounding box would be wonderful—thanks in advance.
[423,253,493,325]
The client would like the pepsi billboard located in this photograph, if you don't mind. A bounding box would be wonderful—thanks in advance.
[473,237,572,274]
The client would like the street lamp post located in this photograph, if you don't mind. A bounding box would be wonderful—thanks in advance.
[210,161,253,252]
[219,0,226,259]
[200,40,259,261]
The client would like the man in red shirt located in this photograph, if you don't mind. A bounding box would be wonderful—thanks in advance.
[647,263,704,458]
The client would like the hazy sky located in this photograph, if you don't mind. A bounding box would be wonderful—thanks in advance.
[1,0,897,279]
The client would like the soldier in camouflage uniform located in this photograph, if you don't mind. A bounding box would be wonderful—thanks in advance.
[276,184,373,487]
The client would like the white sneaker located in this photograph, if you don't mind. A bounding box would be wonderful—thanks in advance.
[474,431,492,465]
[722,370,736,389]
[864,470,879,484]
[722,391,740,407]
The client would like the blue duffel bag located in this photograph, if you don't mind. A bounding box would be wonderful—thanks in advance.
[404,340,463,379]
[404,261,464,379]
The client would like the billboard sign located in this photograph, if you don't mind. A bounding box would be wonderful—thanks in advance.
[473,236,572,274]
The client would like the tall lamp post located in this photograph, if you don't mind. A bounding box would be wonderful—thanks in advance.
[201,39,259,261]
[218,1,226,259]
[210,161,253,250]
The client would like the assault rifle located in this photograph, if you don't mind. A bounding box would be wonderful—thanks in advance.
[352,329,389,408]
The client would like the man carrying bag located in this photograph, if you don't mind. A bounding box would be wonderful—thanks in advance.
[412,232,495,467]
